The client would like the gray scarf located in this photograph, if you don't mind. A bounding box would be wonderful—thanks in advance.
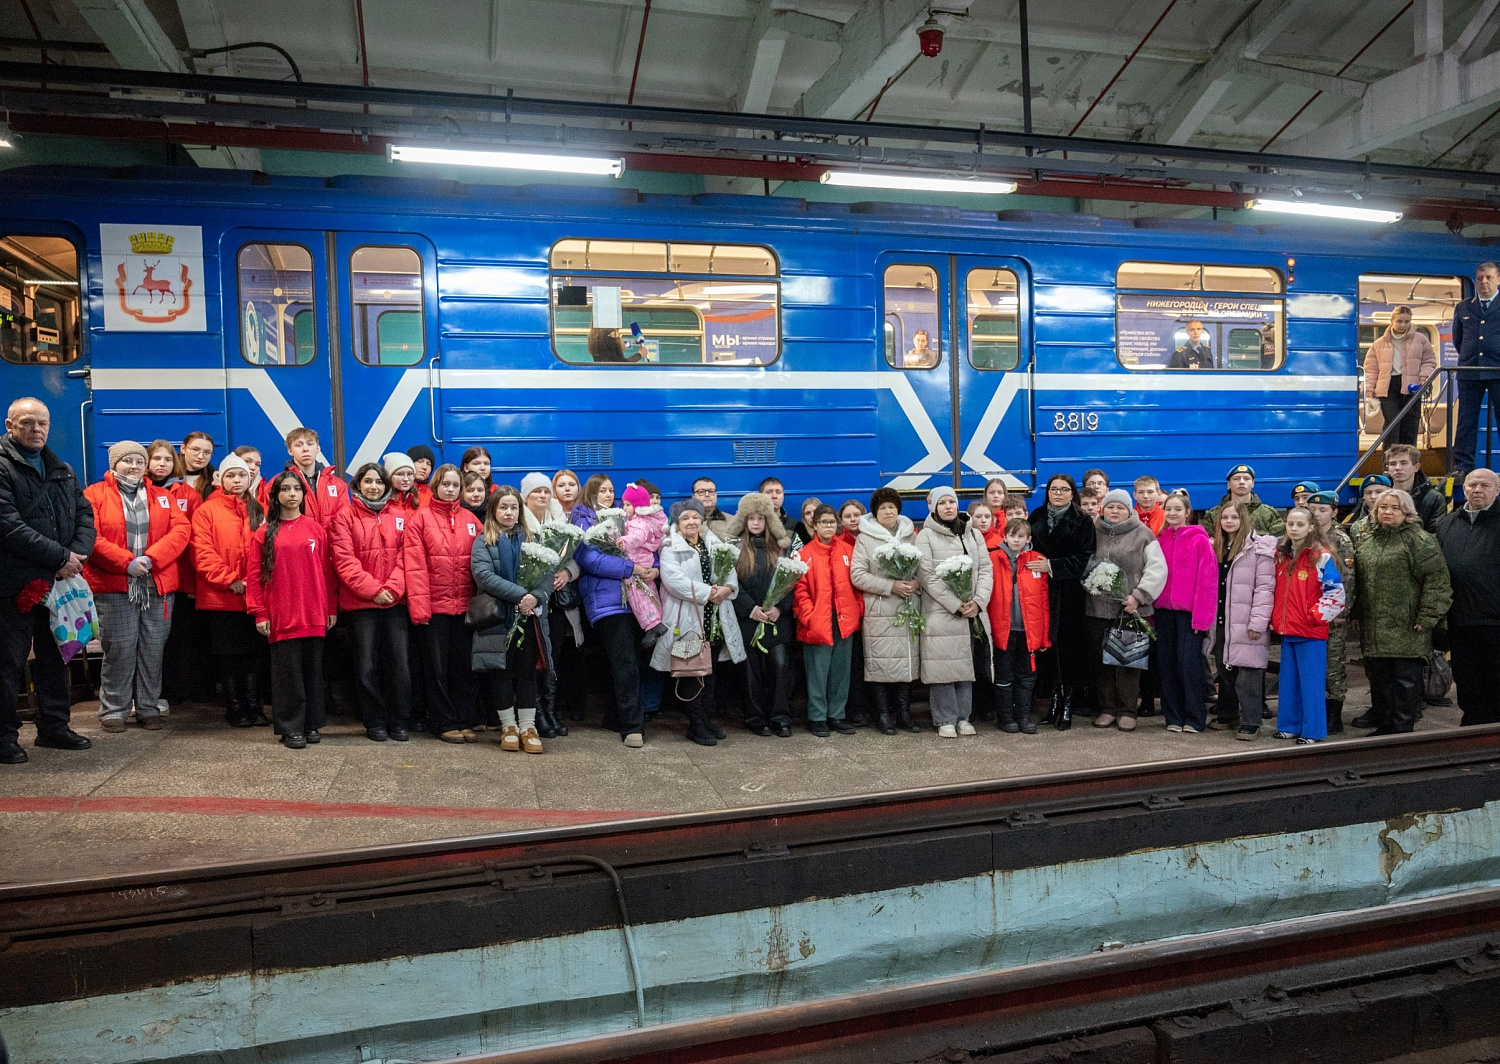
[117,475,154,609]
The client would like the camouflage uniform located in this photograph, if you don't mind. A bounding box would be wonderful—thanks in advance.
[1324,524,1356,701]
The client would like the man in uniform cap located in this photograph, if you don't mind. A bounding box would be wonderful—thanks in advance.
[1200,464,1285,536]
[1291,481,1320,508]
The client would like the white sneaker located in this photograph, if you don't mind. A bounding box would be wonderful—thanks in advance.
[937,724,958,738]
[157,699,170,718]
[956,720,977,736]
[623,733,644,748]
[1166,724,1183,733]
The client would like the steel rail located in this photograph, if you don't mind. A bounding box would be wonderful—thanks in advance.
[430,885,1500,1064]
[0,727,1495,936]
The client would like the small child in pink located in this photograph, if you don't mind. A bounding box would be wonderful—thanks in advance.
[620,483,666,632]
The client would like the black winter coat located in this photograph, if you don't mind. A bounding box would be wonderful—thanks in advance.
[1029,503,1096,679]
[1435,504,1500,626]
[1407,473,1448,533]
[0,435,96,595]
[733,532,796,648]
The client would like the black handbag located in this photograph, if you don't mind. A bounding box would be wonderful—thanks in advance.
[464,592,504,631]
[1102,616,1152,670]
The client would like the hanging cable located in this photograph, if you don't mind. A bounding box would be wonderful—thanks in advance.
[627,0,654,106]
[1069,0,1179,136]
[189,42,302,82]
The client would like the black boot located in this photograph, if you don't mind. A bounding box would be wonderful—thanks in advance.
[1054,686,1074,731]
[996,684,1020,733]
[1351,708,1377,729]
[1376,677,1421,735]
[224,675,253,728]
[535,672,562,739]
[871,684,897,736]
[243,672,269,726]
[1326,698,1344,735]
[894,683,921,733]
[686,700,718,746]
[1036,686,1058,727]
[1017,680,1038,734]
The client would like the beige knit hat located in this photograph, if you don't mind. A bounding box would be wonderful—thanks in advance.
[107,440,148,469]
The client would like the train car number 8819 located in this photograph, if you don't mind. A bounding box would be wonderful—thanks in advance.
[1053,412,1100,432]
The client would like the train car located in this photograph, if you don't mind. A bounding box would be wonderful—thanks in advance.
[0,165,1481,506]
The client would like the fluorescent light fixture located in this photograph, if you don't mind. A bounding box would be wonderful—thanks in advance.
[821,170,1017,195]
[0,122,13,149]
[1248,198,1401,223]
[388,144,624,177]
[22,279,78,286]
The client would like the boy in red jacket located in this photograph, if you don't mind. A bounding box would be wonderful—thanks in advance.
[259,427,348,528]
[795,505,863,737]
[986,518,1051,734]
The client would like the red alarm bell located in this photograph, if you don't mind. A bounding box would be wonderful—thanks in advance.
[918,16,944,57]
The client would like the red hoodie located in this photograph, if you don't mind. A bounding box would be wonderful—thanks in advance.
[244,514,336,642]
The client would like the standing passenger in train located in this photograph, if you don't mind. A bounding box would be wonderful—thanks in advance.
[246,472,336,750]
[84,441,190,732]
[987,518,1050,734]
[404,464,479,744]
[1383,445,1447,532]
[1366,306,1438,449]
[161,431,217,707]
[1169,319,1213,369]
[1201,464,1285,536]
[916,486,992,738]
[471,486,550,753]
[1306,492,1355,734]
[851,488,922,735]
[1448,260,1500,477]
[1028,475,1095,730]
[460,446,495,495]
[796,505,862,736]
[731,492,795,738]
[1351,490,1451,736]
[1208,503,1276,740]
[406,445,436,507]
[1152,491,1216,735]
[1271,508,1345,744]
[191,454,267,728]
[330,463,412,742]
[1435,468,1500,726]
[272,427,349,527]
[1085,490,1166,732]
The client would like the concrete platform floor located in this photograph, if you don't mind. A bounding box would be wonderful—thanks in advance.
[0,661,1460,886]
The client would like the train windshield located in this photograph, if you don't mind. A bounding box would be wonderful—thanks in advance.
[0,235,81,366]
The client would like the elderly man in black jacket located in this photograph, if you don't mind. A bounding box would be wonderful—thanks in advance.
[1435,468,1500,726]
[0,397,96,764]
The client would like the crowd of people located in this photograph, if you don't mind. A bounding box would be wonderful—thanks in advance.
[0,394,1495,766]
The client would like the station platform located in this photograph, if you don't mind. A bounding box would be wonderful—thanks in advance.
[0,660,1460,887]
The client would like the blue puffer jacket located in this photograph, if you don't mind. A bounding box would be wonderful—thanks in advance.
[470,529,553,673]
[571,506,636,625]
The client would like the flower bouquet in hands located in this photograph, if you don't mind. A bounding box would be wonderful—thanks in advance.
[934,554,985,641]
[1081,559,1126,600]
[751,556,809,652]
[705,541,739,642]
[595,507,626,535]
[580,520,628,557]
[538,519,583,565]
[509,542,561,647]
[873,540,925,637]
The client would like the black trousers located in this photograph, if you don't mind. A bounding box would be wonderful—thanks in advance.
[0,600,72,744]
[269,636,326,736]
[344,606,413,729]
[420,613,475,734]
[548,609,586,719]
[594,612,644,737]
[1365,656,1424,732]
[673,661,716,726]
[743,642,792,729]
[847,634,869,719]
[479,615,540,712]
[162,592,216,702]
[993,628,1035,705]
[1379,382,1421,447]
[1450,624,1500,726]
[972,633,996,716]
[1155,608,1208,731]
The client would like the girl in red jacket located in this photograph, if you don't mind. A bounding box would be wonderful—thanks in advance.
[986,517,1051,734]
[1272,507,1346,744]
[246,472,337,750]
[331,462,412,743]
[191,454,267,728]
[85,441,192,732]
[795,505,863,736]
[384,451,423,514]
[403,464,480,744]
[149,438,213,709]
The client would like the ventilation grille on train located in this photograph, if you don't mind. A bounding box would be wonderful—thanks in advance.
[565,442,614,468]
[733,440,778,465]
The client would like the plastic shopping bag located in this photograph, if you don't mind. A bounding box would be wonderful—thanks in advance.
[45,575,99,663]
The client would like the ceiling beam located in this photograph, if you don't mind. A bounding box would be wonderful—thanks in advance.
[557,0,756,18]
[1451,0,1500,62]
[736,0,788,113]
[1414,0,1444,59]
[796,0,945,119]
[1149,0,1318,145]
[1234,58,1367,97]
[939,22,1211,64]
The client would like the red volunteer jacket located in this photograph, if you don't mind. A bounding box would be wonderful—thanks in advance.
[164,480,202,594]
[191,491,254,613]
[1272,546,1345,641]
[390,487,423,516]
[244,514,337,642]
[794,536,863,645]
[403,497,480,624]
[83,473,192,597]
[329,496,408,612]
[983,528,1051,653]
[1135,504,1166,537]
[259,462,349,528]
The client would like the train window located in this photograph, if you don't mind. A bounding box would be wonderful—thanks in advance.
[350,246,425,366]
[967,268,1020,370]
[0,235,81,366]
[884,265,940,369]
[549,238,780,366]
[238,243,315,366]
[1116,260,1285,371]
[1357,273,1465,447]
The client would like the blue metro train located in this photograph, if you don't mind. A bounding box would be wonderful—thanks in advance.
[0,165,1481,507]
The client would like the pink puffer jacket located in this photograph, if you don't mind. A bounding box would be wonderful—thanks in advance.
[1155,523,1217,631]
[1216,531,1278,668]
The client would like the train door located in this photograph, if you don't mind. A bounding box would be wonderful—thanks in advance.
[0,225,91,477]
[1356,273,1465,457]
[877,253,1032,497]
[223,229,335,468]
[331,233,441,472]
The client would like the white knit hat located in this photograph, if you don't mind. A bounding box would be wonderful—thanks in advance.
[926,485,958,510]
[520,472,551,500]
[218,454,250,477]
[382,451,415,475]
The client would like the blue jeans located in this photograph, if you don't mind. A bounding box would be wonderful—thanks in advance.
[1452,375,1500,472]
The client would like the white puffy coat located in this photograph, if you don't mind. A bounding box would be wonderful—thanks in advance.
[850,512,921,683]
[915,513,993,685]
[649,527,747,671]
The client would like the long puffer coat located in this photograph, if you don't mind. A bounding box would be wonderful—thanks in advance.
[850,512,920,683]
[649,528,747,672]
[1212,531,1277,669]
[403,497,481,624]
[1353,520,1453,659]
[915,513,993,685]
[1027,503,1095,680]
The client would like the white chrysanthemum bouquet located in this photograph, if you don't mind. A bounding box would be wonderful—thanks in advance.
[874,540,924,637]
